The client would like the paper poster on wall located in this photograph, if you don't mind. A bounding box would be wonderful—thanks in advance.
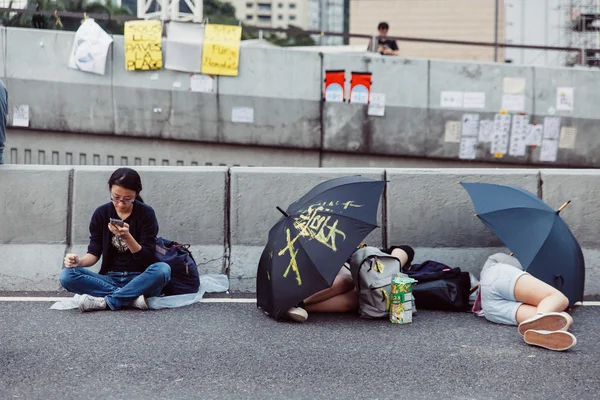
[124,20,163,71]
[478,120,493,143]
[440,91,463,108]
[503,77,526,95]
[543,116,561,139]
[12,104,29,127]
[526,124,543,146]
[232,107,254,123]
[540,139,558,162]
[201,24,242,76]
[165,22,205,73]
[508,114,530,157]
[461,114,479,137]
[350,72,372,104]
[559,127,577,149]
[556,87,574,111]
[501,94,525,112]
[463,92,486,109]
[324,70,345,102]
[491,113,511,155]
[190,74,214,93]
[368,93,386,116]
[444,121,462,143]
[68,18,113,75]
[459,137,477,160]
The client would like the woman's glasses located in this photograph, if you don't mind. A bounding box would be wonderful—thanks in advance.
[111,197,135,205]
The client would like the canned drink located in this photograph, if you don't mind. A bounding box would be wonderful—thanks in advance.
[390,273,417,324]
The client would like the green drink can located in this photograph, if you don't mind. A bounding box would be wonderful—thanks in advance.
[390,273,417,324]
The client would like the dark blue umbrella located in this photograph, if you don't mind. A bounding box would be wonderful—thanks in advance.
[257,176,385,320]
[461,182,584,306]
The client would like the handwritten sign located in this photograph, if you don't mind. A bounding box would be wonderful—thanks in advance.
[124,20,163,71]
[201,24,242,76]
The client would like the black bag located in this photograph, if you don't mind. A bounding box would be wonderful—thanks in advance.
[408,261,471,312]
[155,237,200,296]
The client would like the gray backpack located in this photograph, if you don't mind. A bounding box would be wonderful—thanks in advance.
[349,246,407,319]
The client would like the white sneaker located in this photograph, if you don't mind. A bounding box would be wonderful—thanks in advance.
[78,294,107,312]
[518,312,571,335]
[286,307,308,322]
[132,295,149,310]
[523,330,577,351]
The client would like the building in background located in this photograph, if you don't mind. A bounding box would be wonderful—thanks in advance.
[227,0,345,44]
[349,0,506,62]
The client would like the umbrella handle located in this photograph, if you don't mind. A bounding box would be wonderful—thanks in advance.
[557,200,571,214]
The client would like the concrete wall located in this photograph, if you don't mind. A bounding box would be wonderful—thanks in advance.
[4,27,600,168]
[1,165,599,298]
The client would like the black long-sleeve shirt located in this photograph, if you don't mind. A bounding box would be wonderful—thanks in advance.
[87,201,159,274]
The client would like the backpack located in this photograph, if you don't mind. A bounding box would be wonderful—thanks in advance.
[155,237,200,296]
[407,260,471,312]
[349,246,406,319]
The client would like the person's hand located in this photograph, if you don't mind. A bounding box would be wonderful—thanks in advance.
[108,222,131,239]
[64,253,80,268]
[377,46,384,53]
[382,48,393,55]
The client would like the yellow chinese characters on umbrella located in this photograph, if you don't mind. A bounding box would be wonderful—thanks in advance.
[201,24,242,76]
[124,20,163,71]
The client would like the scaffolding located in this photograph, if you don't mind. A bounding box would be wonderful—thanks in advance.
[562,0,600,66]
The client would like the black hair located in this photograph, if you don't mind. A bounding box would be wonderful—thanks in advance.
[378,22,389,31]
[108,167,144,203]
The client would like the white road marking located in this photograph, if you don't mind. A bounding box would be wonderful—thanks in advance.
[0,296,257,303]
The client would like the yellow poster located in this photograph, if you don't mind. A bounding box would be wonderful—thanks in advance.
[201,24,242,76]
[124,20,163,71]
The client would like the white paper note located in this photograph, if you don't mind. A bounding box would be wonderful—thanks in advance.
[444,121,462,143]
[12,104,29,127]
[540,139,558,162]
[165,22,205,73]
[232,107,254,123]
[559,127,577,149]
[463,92,486,109]
[368,93,386,116]
[526,124,543,146]
[440,91,463,108]
[508,114,530,157]
[556,87,574,111]
[190,74,214,93]
[503,77,526,95]
[543,116,561,139]
[491,113,511,155]
[461,114,480,137]
[459,137,478,160]
[501,94,525,112]
[478,120,493,143]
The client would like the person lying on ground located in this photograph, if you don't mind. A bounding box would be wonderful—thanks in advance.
[476,252,576,351]
[286,245,415,322]
[60,167,171,312]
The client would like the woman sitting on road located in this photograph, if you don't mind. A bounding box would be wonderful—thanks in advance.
[286,245,415,322]
[60,168,171,312]
[475,252,576,351]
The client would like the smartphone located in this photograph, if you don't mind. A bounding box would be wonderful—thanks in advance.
[110,218,124,227]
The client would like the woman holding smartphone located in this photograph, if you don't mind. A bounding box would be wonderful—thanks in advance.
[60,168,171,312]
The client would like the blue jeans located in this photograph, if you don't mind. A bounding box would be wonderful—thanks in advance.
[59,262,171,310]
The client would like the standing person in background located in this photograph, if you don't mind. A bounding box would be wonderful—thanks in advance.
[371,22,399,56]
[0,79,8,164]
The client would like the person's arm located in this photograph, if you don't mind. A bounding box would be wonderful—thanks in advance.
[109,207,158,266]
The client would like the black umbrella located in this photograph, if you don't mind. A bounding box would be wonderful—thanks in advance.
[257,176,385,320]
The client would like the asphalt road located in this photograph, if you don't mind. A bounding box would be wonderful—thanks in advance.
[0,300,598,400]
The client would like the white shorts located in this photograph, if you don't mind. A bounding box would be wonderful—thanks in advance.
[480,255,528,326]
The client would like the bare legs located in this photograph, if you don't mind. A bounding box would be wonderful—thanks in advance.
[513,274,569,324]
[304,267,358,313]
